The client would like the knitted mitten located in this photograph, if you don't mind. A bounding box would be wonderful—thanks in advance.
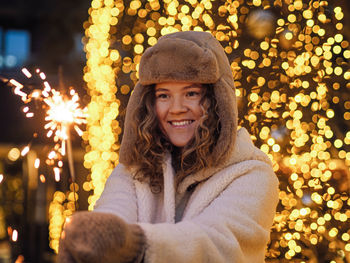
[58,211,146,263]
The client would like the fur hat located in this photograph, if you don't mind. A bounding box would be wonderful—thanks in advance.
[120,31,237,171]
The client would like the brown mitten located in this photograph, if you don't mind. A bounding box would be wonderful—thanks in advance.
[58,211,146,263]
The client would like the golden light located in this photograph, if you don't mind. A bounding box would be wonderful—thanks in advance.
[21,146,30,156]
[12,229,18,242]
[272,144,281,152]
[300,208,308,216]
[54,167,60,182]
[48,151,56,159]
[40,174,46,183]
[34,158,40,169]
[8,148,21,161]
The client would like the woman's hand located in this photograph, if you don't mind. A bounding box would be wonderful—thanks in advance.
[58,211,145,263]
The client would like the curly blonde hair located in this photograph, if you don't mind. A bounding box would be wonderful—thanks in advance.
[129,84,220,193]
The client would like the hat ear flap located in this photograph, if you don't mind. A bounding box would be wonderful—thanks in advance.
[211,77,238,164]
[119,82,145,165]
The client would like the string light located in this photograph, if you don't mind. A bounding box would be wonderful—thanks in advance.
[49,191,73,253]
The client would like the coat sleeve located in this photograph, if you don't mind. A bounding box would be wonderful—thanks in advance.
[139,165,279,263]
[93,164,138,223]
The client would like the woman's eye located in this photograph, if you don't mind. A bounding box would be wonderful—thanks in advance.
[156,93,168,99]
[187,91,200,97]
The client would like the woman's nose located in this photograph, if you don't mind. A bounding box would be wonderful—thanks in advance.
[169,97,187,113]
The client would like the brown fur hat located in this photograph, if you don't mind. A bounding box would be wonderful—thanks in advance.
[120,31,237,170]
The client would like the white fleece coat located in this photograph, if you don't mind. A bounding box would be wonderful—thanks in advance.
[94,128,279,263]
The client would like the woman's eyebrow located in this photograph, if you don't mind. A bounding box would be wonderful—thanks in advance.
[155,88,169,92]
[183,84,202,89]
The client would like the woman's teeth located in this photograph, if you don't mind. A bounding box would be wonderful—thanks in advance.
[170,120,193,126]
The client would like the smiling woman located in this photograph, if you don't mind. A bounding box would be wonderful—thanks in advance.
[58,31,279,263]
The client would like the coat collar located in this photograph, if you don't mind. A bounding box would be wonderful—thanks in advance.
[177,127,272,193]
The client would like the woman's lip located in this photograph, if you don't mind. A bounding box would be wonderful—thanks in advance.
[168,120,194,127]
[168,119,193,122]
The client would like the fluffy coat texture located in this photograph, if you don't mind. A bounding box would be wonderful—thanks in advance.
[95,128,279,262]
[120,31,238,168]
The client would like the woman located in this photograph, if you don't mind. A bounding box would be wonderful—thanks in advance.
[58,31,279,263]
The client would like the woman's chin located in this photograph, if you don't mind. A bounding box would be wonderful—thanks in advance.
[168,137,193,148]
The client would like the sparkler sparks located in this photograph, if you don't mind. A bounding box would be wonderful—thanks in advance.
[44,88,87,156]
[6,68,87,180]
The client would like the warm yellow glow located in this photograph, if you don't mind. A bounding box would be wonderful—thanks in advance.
[8,148,21,161]
[250,93,259,102]
[300,208,308,216]
[54,167,60,182]
[40,174,46,183]
[34,158,40,169]
[21,146,30,156]
[12,229,18,242]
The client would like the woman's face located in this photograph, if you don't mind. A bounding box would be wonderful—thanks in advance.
[155,82,204,148]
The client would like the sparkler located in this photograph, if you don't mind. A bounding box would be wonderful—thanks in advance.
[3,68,87,208]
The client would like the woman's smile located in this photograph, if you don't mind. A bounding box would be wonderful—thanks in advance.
[168,120,194,127]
